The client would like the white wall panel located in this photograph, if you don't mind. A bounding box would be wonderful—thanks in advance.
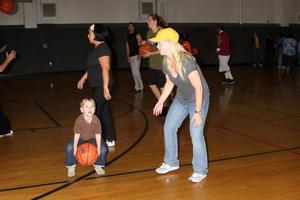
[0,0,299,26]
[172,0,240,23]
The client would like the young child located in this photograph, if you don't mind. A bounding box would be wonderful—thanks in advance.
[65,98,108,177]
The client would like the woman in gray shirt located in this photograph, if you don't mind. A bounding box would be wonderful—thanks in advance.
[150,28,210,183]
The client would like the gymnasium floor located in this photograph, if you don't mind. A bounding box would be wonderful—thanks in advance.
[0,65,299,199]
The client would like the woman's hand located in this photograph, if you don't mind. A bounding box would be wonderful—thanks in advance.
[103,88,111,100]
[191,112,203,127]
[77,78,85,90]
[153,101,164,116]
[142,50,151,58]
[97,148,101,156]
[6,50,16,62]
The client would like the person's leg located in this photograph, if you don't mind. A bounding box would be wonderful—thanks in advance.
[188,99,209,175]
[258,48,263,66]
[65,138,85,177]
[130,55,143,91]
[158,99,188,169]
[252,47,258,66]
[135,56,143,91]
[148,68,162,100]
[90,138,108,175]
[90,138,108,166]
[92,87,116,144]
[0,111,12,136]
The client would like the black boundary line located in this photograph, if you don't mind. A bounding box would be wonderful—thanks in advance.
[30,99,149,200]
[33,100,61,127]
[88,145,300,180]
[1,146,299,193]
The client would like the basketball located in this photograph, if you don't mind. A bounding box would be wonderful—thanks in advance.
[0,0,15,14]
[139,43,153,56]
[76,142,98,166]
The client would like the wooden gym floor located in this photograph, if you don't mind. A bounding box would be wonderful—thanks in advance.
[0,66,299,200]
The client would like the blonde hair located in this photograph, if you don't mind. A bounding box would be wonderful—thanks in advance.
[80,98,96,107]
[164,41,195,79]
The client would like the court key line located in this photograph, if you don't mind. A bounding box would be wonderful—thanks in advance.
[31,99,149,199]
[0,146,299,193]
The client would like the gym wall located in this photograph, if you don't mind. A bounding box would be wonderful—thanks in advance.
[0,0,299,75]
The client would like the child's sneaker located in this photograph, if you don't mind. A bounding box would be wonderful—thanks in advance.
[66,165,76,177]
[106,140,115,147]
[155,163,179,174]
[94,165,105,175]
[188,173,207,183]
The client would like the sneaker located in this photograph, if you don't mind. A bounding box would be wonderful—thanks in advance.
[106,140,115,147]
[221,79,229,84]
[226,79,235,85]
[188,173,207,183]
[67,165,76,177]
[0,130,13,138]
[155,163,179,174]
[94,165,105,175]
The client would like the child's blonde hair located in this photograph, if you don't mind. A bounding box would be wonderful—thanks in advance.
[80,98,96,107]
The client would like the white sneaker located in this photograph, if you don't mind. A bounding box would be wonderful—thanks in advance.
[66,165,76,177]
[106,140,115,147]
[0,130,13,138]
[188,173,207,183]
[155,163,179,174]
[94,165,105,175]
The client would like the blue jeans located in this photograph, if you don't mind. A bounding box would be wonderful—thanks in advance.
[65,138,108,167]
[163,97,209,174]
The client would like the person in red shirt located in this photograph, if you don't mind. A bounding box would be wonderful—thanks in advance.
[216,25,235,85]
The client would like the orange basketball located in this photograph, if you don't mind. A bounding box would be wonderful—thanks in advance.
[0,0,15,14]
[76,142,98,166]
[139,43,153,56]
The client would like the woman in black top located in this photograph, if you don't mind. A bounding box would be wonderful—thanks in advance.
[77,24,116,147]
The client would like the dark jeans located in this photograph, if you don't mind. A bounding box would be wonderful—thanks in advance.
[65,138,108,166]
[92,87,116,142]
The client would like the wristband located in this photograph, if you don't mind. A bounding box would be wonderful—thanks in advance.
[194,110,201,114]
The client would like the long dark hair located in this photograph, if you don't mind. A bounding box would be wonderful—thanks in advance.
[148,14,168,28]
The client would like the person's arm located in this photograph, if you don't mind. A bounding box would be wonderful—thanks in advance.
[95,133,101,156]
[77,72,87,90]
[216,35,221,53]
[153,75,174,116]
[188,70,203,127]
[0,50,16,72]
[73,133,80,155]
[136,33,142,45]
[143,50,160,58]
[125,39,130,63]
[98,56,111,100]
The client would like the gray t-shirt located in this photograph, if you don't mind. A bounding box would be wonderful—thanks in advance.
[162,56,210,105]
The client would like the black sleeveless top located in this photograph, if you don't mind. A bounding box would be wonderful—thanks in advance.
[126,32,139,57]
